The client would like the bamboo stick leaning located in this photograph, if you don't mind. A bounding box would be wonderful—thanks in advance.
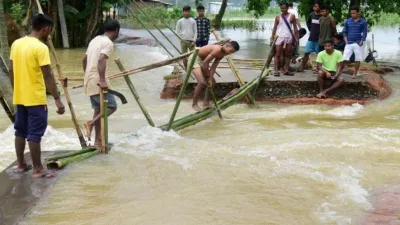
[167,48,199,131]
[115,59,155,127]
[211,29,257,106]
[34,0,87,148]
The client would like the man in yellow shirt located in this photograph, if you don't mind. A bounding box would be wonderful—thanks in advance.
[9,14,65,178]
[316,40,344,98]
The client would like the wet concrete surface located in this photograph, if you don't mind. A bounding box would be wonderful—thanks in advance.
[0,151,71,225]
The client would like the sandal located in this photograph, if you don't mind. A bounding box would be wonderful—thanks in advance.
[12,164,32,173]
[284,72,295,76]
[273,71,280,77]
[32,169,58,178]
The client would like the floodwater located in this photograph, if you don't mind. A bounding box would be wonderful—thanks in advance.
[0,25,399,224]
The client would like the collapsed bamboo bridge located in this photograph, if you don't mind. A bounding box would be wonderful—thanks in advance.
[0,0,271,171]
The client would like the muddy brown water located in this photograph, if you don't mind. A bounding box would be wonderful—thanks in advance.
[0,25,400,224]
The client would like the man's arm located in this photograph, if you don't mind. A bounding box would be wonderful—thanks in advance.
[193,19,198,42]
[306,13,312,31]
[270,16,279,42]
[361,20,368,45]
[82,55,87,73]
[343,20,348,44]
[209,57,222,78]
[292,15,299,42]
[331,19,337,35]
[41,65,60,99]
[336,61,344,75]
[98,53,108,89]
[201,49,219,77]
[176,20,181,35]
[9,60,14,89]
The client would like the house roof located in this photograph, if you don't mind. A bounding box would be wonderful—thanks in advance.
[141,0,173,6]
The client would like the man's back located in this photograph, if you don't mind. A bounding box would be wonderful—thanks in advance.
[10,36,50,106]
[84,35,114,96]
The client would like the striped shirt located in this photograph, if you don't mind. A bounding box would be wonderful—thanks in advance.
[343,18,368,44]
[195,17,210,41]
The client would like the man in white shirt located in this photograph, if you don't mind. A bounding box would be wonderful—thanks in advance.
[288,2,301,29]
[82,20,120,147]
[176,5,197,68]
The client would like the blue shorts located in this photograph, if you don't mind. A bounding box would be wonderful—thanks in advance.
[90,93,117,110]
[305,41,320,54]
[14,105,48,143]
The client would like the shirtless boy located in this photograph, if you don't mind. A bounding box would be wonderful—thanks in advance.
[189,41,240,111]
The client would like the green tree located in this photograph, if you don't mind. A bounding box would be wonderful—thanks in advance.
[213,0,228,29]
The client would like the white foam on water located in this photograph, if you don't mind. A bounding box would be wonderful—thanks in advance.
[0,125,80,171]
[233,103,365,120]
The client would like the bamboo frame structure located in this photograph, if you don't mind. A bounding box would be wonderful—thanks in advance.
[211,29,257,106]
[159,70,270,131]
[207,84,222,119]
[34,0,87,148]
[167,48,199,130]
[47,150,100,170]
[115,59,155,127]
[121,1,187,72]
[100,90,108,154]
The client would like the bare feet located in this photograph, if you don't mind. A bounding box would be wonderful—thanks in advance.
[83,121,93,141]
[13,164,32,173]
[316,92,327,99]
[32,168,57,178]
[192,104,202,112]
[222,88,239,101]
[352,74,357,79]
[202,103,214,109]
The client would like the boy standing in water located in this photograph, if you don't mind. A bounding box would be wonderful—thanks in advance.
[195,5,211,47]
[190,41,240,111]
[343,6,368,78]
[316,40,344,98]
[10,14,65,178]
[83,20,120,147]
[176,6,197,68]
[270,2,298,76]
[318,5,337,51]
[298,1,321,72]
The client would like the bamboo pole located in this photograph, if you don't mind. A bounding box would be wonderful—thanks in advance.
[252,37,276,97]
[167,48,199,131]
[211,29,257,106]
[47,150,99,170]
[132,0,182,54]
[72,51,193,89]
[45,148,96,161]
[34,0,87,148]
[138,0,190,48]
[0,89,14,122]
[159,70,269,131]
[121,1,187,72]
[104,97,109,153]
[115,59,155,127]
[100,90,106,154]
[207,83,222,119]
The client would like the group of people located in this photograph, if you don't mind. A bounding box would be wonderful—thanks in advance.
[270,2,368,98]
[8,2,369,177]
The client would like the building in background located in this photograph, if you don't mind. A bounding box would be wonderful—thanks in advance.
[119,0,172,16]
[208,2,241,14]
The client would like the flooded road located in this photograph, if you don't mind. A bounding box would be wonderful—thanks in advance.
[0,25,400,224]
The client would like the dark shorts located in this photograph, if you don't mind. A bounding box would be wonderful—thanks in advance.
[323,71,342,81]
[196,40,209,47]
[14,105,48,143]
[90,93,117,110]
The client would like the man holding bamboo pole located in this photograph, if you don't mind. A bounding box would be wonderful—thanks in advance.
[83,20,120,147]
[9,14,65,178]
[190,42,240,112]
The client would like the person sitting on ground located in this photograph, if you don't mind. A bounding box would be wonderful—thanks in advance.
[10,14,65,178]
[316,40,344,98]
[190,41,240,111]
[176,5,197,68]
[195,5,211,47]
[83,20,120,147]
[270,2,299,76]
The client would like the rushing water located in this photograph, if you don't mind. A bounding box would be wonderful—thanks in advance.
[0,26,400,224]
